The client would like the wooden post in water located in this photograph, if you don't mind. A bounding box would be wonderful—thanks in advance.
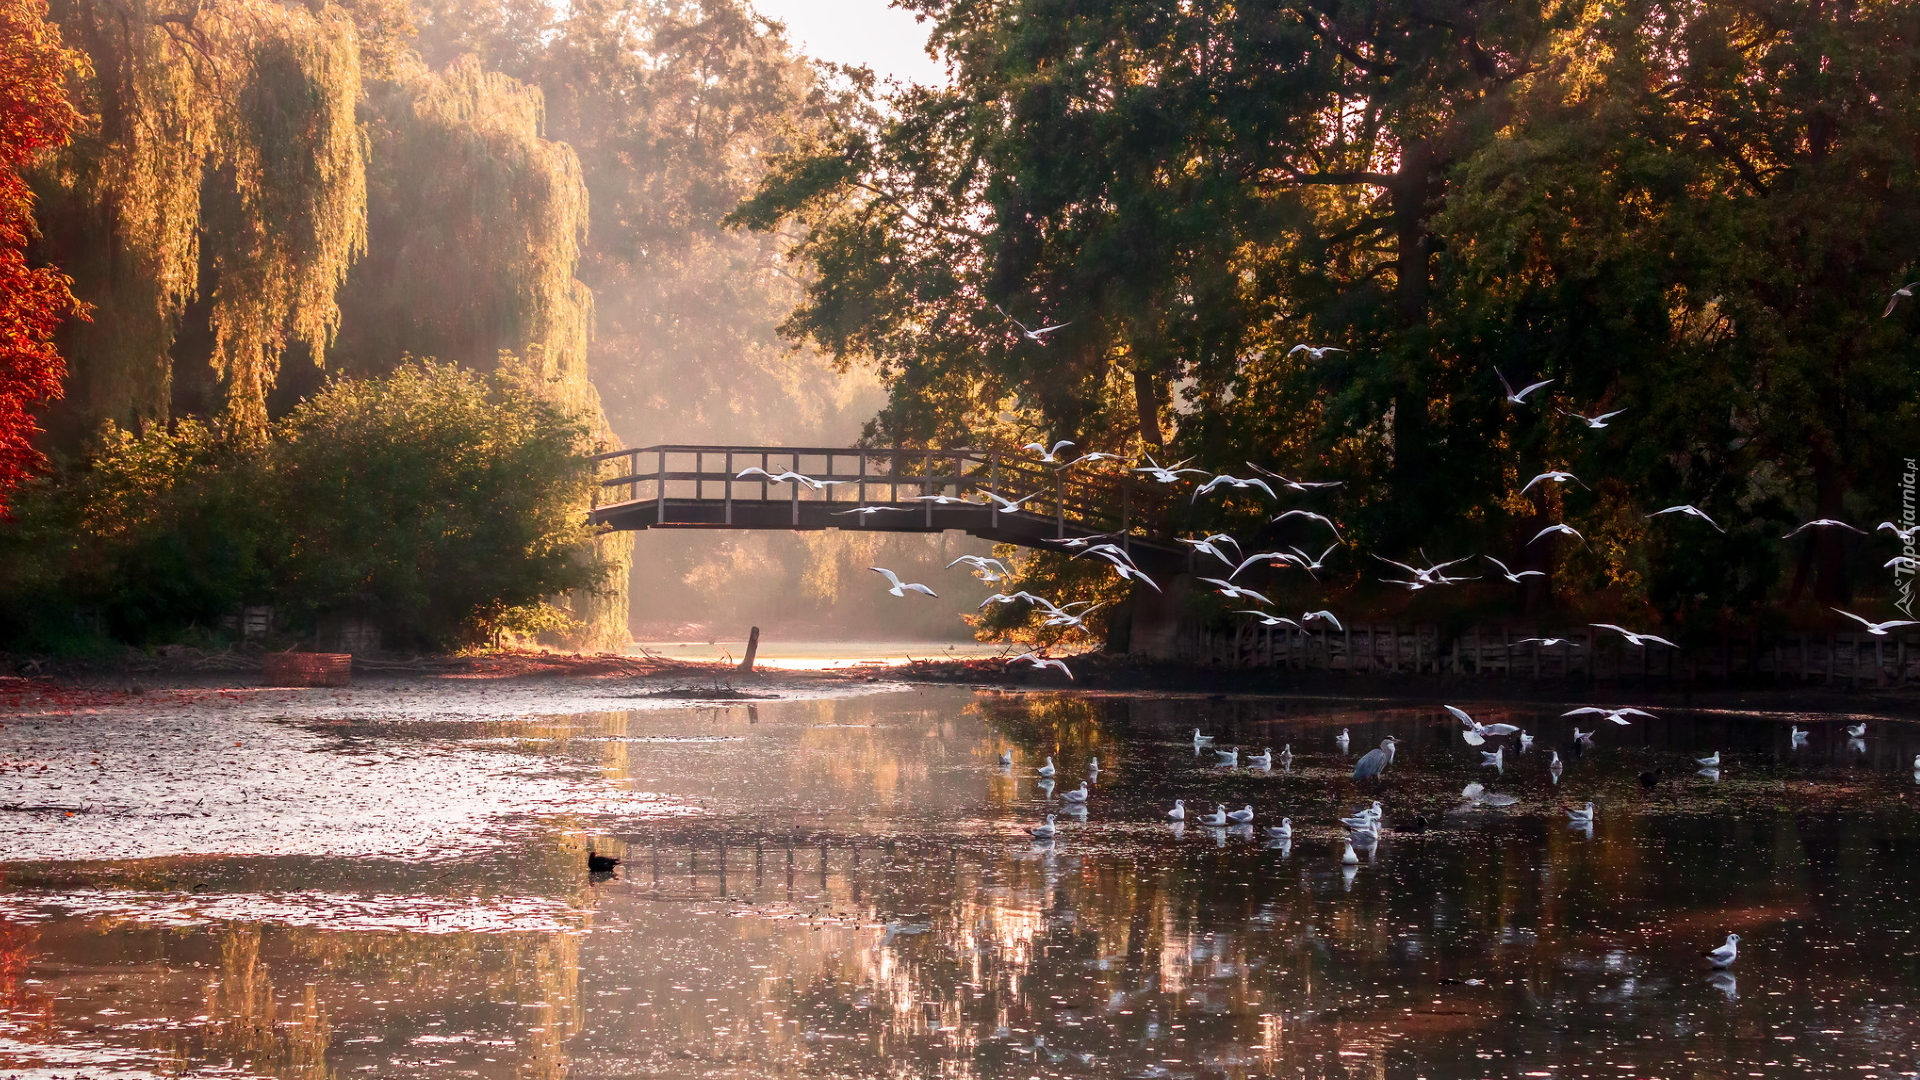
[739,627,760,673]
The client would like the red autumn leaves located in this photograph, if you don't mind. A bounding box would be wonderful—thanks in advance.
[0,0,83,513]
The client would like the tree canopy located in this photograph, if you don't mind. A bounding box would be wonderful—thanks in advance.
[736,0,1920,627]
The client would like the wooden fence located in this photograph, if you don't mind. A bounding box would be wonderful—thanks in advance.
[1181,622,1920,686]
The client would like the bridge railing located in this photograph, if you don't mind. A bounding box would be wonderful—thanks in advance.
[589,444,1169,538]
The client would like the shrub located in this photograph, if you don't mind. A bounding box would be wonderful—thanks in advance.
[0,361,607,652]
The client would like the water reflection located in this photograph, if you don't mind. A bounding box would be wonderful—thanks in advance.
[0,689,1917,1077]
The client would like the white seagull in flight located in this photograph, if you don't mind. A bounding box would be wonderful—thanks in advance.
[1521,470,1588,494]
[1288,344,1345,360]
[833,505,912,517]
[1591,623,1679,648]
[1495,368,1553,405]
[1530,523,1587,546]
[1563,706,1655,726]
[1483,555,1545,583]
[1134,455,1208,484]
[1009,654,1074,678]
[1272,509,1345,542]
[1247,463,1344,490]
[1199,578,1273,605]
[1647,504,1724,531]
[1192,474,1277,501]
[996,304,1069,341]
[1783,519,1867,538]
[1877,520,1920,543]
[1832,608,1920,636]
[1559,407,1627,429]
[948,555,1012,582]
[870,567,937,597]
[1021,439,1076,462]
[1885,283,1920,318]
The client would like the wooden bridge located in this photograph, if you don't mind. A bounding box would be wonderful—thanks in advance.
[587,444,1182,565]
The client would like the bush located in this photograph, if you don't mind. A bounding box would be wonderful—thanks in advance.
[0,361,607,652]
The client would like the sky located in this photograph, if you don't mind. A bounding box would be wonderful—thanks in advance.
[752,0,946,86]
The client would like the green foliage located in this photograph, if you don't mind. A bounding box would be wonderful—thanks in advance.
[270,360,602,646]
[966,544,1128,649]
[737,0,1920,631]
[0,363,605,652]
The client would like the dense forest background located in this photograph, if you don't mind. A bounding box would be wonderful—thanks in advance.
[7,0,1920,653]
[738,0,1920,643]
[3,0,988,650]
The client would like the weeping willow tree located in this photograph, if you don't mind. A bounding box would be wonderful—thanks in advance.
[27,0,630,648]
[329,54,629,648]
[33,0,367,435]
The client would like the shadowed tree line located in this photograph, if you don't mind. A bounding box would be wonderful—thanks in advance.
[738,0,1920,641]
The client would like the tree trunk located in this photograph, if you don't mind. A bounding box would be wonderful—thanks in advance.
[1389,140,1436,526]
[1133,367,1165,449]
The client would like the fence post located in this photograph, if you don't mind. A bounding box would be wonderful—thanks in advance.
[655,448,666,522]
[989,453,999,529]
[725,450,734,525]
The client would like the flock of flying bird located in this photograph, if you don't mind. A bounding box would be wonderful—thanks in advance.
[736,358,1920,675]
[1004,707,1920,973]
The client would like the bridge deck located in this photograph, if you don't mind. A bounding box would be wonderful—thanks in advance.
[587,444,1183,566]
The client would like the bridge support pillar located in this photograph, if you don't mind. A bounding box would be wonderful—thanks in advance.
[1124,573,1197,660]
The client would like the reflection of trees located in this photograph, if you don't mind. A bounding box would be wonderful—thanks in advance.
[199,928,332,1080]
[0,919,50,1039]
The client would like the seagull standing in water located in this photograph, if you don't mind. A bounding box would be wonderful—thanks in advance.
[1061,783,1090,804]
[1352,737,1398,780]
[1192,728,1215,749]
[1200,805,1229,827]
[1029,816,1058,840]
[1697,751,1721,767]
[1247,748,1273,770]
[1705,934,1740,968]
[1037,757,1057,778]
[1228,805,1255,824]
[1336,728,1351,752]
[1790,726,1808,747]
[1215,747,1241,768]
[1269,818,1293,840]
[1278,745,1294,769]
[1166,800,1186,822]
[1567,801,1596,825]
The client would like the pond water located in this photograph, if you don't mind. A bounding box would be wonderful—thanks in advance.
[1,686,1918,1078]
